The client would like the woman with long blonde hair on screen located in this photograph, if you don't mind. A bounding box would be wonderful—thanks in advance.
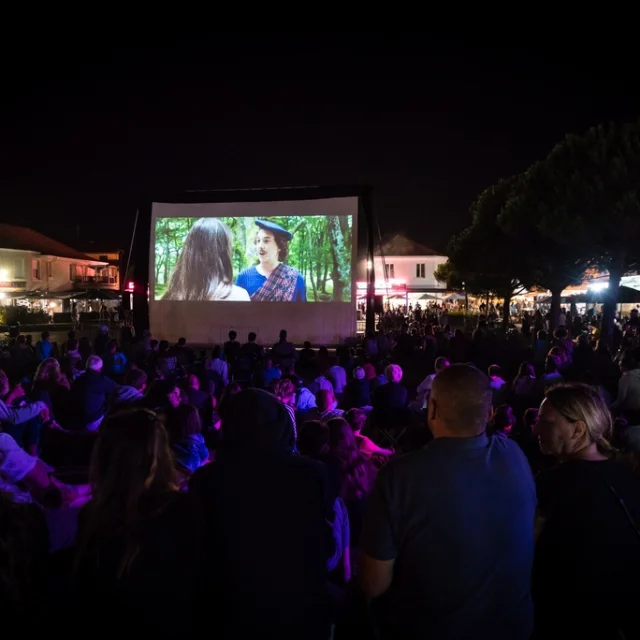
[162,218,250,301]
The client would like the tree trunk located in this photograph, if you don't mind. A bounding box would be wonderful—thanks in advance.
[502,293,511,332]
[549,286,563,332]
[601,264,623,347]
[321,263,328,293]
[308,231,318,301]
[327,215,349,301]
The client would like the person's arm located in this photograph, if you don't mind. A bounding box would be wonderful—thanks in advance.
[102,375,119,395]
[358,469,397,600]
[0,398,46,425]
[296,274,307,302]
[611,374,629,411]
[416,376,431,394]
[0,433,58,503]
[4,382,25,405]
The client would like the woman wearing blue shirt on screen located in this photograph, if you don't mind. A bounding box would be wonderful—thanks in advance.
[236,220,307,302]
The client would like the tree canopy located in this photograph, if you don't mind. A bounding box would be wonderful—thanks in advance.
[435,178,528,326]
[442,119,640,338]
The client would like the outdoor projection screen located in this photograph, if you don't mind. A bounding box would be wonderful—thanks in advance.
[149,196,358,345]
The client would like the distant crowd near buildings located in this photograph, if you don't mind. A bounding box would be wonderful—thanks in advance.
[1,223,639,328]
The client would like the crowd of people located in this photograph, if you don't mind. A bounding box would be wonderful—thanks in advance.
[1,315,640,638]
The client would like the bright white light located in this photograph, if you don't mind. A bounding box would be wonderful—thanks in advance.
[366,260,373,271]
[0,268,8,281]
[0,292,6,300]
[588,282,609,292]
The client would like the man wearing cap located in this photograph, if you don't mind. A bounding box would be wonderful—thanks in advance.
[236,219,307,302]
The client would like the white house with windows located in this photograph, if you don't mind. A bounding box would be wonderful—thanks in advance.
[357,234,449,307]
[0,224,119,313]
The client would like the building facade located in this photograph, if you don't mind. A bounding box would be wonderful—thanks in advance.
[356,234,448,306]
[0,224,117,311]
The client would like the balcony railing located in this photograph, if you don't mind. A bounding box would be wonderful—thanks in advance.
[72,276,117,284]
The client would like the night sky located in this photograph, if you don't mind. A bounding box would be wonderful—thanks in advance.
[1,35,637,253]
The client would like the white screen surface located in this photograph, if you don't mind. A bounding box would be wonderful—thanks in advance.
[149,197,358,345]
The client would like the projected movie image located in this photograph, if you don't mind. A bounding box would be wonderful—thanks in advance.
[155,215,353,302]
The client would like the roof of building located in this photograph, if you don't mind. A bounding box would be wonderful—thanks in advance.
[376,234,441,257]
[0,224,100,262]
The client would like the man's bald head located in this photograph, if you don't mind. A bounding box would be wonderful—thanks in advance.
[429,364,493,437]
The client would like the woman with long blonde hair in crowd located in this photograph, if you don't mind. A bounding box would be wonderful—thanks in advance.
[533,383,640,639]
[70,409,202,633]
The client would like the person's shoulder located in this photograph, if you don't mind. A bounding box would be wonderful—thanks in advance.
[378,449,430,482]
[490,433,531,458]
[289,454,327,478]
[230,285,251,301]
[189,459,219,494]
[238,265,257,277]
[0,432,19,451]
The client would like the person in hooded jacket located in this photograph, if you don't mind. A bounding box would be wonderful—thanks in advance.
[189,388,333,639]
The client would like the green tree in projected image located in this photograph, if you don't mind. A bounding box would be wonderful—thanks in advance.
[154,215,353,302]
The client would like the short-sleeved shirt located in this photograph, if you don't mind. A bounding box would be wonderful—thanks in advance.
[360,433,536,639]
[0,432,37,503]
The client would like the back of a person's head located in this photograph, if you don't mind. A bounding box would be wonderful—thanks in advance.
[385,363,403,383]
[125,367,147,391]
[273,377,295,402]
[488,364,501,378]
[86,355,103,373]
[352,366,365,380]
[518,361,535,378]
[327,417,359,458]
[220,388,294,454]
[211,345,222,359]
[346,408,367,433]
[545,354,561,373]
[90,409,175,494]
[248,332,257,342]
[316,388,335,413]
[429,364,492,436]
[177,337,186,346]
[554,327,568,340]
[34,357,61,382]
[228,330,237,340]
[493,404,515,430]
[620,351,638,372]
[167,403,202,440]
[327,417,374,499]
[297,420,330,458]
[434,357,450,373]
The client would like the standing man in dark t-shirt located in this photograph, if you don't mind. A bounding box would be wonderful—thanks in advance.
[359,364,536,639]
